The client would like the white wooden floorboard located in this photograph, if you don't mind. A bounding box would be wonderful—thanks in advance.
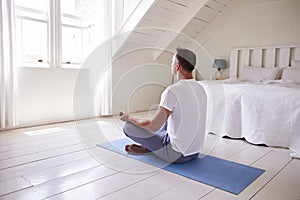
[227,144,274,166]
[0,126,74,146]
[98,171,187,200]
[0,116,299,200]
[208,138,251,159]
[149,179,213,200]
[200,151,293,200]
[0,136,84,160]
[1,165,117,199]
[0,177,32,197]
[0,149,100,181]
[0,143,89,170]
[252,158,300,200]
[94,134,278,200]
[0,145,110,196]
[0,132,76,154]
[24,157,101,186]
[46,166,161,200]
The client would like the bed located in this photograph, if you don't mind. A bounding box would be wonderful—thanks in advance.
[200,45,300,159]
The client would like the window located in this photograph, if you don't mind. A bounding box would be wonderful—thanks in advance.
[15,0,102,68]
[15,0,49,67]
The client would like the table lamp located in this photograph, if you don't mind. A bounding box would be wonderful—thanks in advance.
[213,59,226,80]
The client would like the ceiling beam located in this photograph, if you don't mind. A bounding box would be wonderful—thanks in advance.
[193,0,245,46]
[153,0,210,60]
[113,0,156,58]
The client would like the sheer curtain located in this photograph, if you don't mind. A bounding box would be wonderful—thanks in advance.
[0,0,18,129]
[95,0,113,116]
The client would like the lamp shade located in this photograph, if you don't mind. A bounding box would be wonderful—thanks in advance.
[213,59,226,69]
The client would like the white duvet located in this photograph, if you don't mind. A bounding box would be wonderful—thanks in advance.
[199,80,300,159]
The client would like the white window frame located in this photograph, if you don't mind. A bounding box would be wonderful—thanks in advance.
[15,0,96,68]
[15,5,50,67]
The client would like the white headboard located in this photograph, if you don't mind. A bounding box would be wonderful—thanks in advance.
[229,45,300,78]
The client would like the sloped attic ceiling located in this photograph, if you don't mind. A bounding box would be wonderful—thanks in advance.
[114,0,240,57]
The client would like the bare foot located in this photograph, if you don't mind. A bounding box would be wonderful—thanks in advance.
[125,144,151,154]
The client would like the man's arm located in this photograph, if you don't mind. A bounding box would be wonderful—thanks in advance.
[120,106,171,132]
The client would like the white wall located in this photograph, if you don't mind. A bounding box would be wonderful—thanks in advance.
[18,68,92,126]
[19,0,300,126]
[197,0,300,79]
[17,47,172,127]
[112,49,173,114]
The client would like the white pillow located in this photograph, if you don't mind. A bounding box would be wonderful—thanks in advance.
[291,60,300,68]
[281,68,300,84]
[239,66,281,82]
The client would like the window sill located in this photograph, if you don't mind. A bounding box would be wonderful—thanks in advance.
[17,64,84,70]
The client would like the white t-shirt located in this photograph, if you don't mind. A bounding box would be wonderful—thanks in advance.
[159,79,207,156]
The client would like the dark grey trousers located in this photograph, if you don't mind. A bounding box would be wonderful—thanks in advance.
[123,122,198,164]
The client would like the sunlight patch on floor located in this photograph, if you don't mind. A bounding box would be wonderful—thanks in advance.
[24,127,67,136]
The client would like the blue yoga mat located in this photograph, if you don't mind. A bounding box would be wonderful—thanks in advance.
[97,138,265,194]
